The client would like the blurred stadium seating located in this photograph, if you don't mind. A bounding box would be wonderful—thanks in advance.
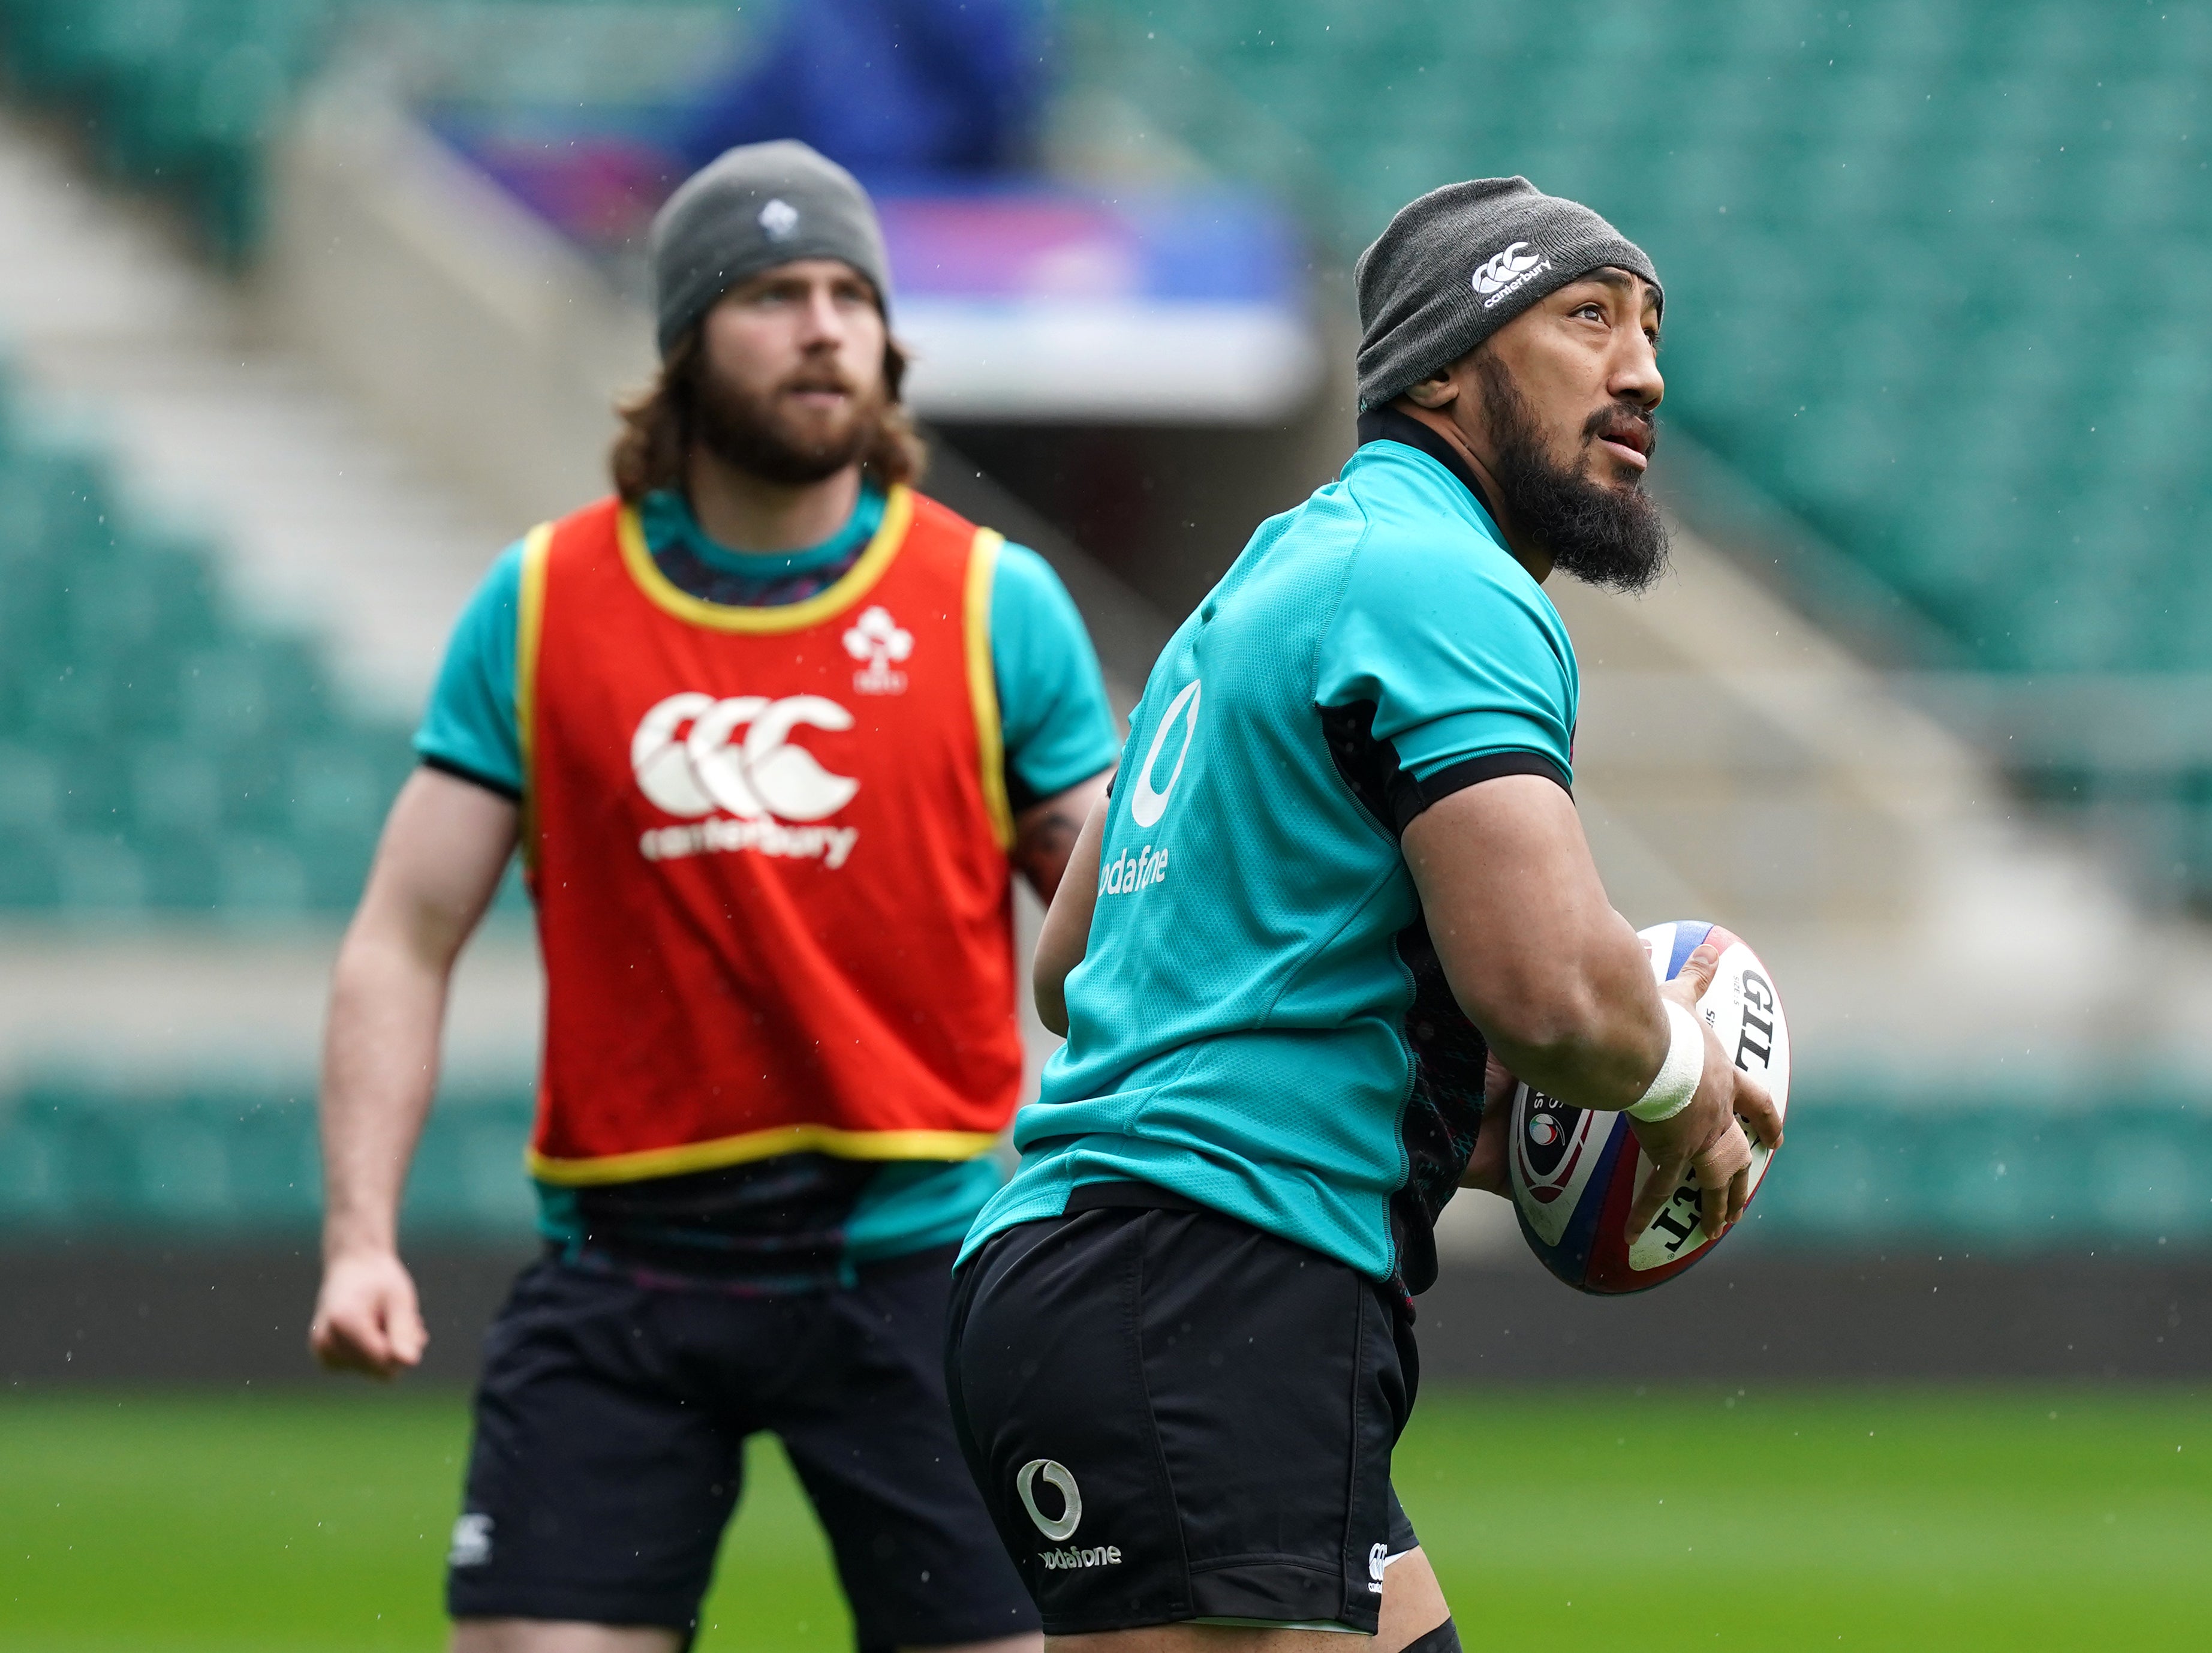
[1,1,2209,1340]
[0,0,344,259]
[0,358,413,916]
[7,1072,2211,1251]
[0,1077,534,1235]
[0,0,758,261]
[10,3,2207,668]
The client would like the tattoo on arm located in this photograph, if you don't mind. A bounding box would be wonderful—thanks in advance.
[1015,806,1086,900]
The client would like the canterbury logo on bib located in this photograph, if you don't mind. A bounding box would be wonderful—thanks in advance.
[631,692,862,868]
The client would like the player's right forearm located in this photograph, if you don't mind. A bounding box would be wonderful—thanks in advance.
[1404,774,1674,1113]
[1471,920,1671,1113]
[318,769,516,1261]
[1468,894,1672,1111]
[318,924,451,1260]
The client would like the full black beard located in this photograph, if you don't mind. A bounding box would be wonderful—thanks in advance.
[687,357,885,486]
[1474,353,1669,593]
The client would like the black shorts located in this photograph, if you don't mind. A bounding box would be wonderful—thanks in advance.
[945,1185,1420,1636]
[447,1246,1036,1651]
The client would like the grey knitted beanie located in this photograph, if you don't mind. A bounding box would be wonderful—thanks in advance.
[649,140,892,359]
[1354,178,1661,411]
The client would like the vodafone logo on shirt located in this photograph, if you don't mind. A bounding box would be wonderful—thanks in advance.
[629,692,862,869]
[1102,678,1198,902]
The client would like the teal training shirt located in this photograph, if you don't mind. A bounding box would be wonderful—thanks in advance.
[961,431,1579,1290]
[416,484,1119,1279]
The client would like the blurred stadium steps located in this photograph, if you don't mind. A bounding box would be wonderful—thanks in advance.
[0,109,540,1123]
[0,104,502,717]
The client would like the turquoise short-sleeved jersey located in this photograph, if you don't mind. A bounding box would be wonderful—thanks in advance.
[961,430,1579,1290]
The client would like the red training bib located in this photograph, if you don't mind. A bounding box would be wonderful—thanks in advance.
[516,486,1022,1185]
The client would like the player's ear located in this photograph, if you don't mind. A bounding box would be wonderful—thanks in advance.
[1401,372,1458,410]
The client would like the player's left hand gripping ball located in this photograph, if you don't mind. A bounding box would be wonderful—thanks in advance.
[1508,920,1790,1295]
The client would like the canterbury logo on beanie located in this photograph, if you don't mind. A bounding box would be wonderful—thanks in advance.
[1353,177,1660,411]
[1471,241,1551,305]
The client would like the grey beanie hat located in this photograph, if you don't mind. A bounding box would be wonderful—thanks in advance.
[1354,177,1661,411]
[649,140,893,358]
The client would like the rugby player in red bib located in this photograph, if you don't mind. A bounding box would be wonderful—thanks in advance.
[309,142,1116,1653]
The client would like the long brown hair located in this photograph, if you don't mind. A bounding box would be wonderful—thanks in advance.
[610,329,927,503]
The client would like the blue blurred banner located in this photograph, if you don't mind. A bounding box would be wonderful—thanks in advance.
[880,185,1322,422]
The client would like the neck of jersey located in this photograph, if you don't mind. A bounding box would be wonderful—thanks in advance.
[639,482,887,609]
[1355,405,1499,525]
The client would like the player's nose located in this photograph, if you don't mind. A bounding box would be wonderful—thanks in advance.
[1611,336,1663,411]
[795,285,851,345]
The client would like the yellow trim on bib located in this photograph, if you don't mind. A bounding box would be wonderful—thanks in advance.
[513,522,555,867]
[528,1122,1000,1186]
[616,484,913,632]
[964,528,1016,850]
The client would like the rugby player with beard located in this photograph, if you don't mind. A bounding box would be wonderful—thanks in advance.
[947,179,1780,1652]
[309,142,1115,1653]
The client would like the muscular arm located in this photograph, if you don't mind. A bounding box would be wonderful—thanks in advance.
[1401,775,1665,1108]
[311,768,517,1376]
[1030,788,1107,1036]
[1403,774,1780,1240]
[1011,767,1112,904]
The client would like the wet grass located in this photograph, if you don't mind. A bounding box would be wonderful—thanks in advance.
[2,1385,2205,1651]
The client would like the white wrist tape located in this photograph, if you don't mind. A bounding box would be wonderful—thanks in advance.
[1627,1000,1705,1123]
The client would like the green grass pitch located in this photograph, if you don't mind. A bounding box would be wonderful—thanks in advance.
[4,1387,2207,1651]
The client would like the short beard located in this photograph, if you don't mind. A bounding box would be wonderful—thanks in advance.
[1474,352,1668,593]
[687,358,887,486]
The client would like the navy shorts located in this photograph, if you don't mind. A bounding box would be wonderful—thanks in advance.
[946,1185,1420,1636]
[447,1245,1037,1650]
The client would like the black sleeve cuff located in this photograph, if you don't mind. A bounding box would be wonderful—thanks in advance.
[420,753,522,802]
[1391,750,1570,833]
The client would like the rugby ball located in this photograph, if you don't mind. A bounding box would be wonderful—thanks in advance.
[1508,920,1789,1294]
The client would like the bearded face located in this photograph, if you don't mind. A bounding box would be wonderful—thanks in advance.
[609,259,925,505]
[1473,349,1669,594]
[685,344,895,487]
[676,257,907,489]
